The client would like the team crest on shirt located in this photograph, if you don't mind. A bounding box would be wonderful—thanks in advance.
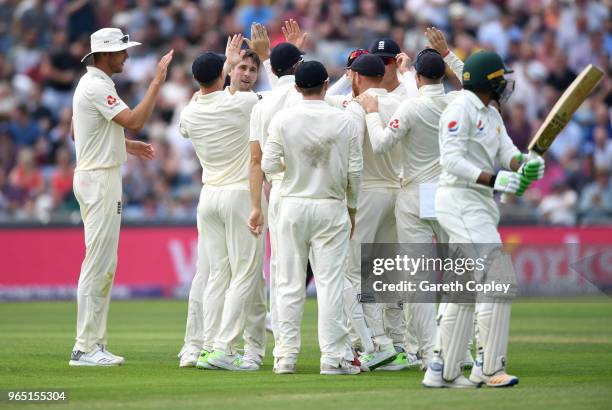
[107,95,117,106]
[342,99,349,108]
[477,119,485,133]
[448,120,459,133]
[389,119,399,129]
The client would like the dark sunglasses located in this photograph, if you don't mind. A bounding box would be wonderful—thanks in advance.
[346,49,369,67]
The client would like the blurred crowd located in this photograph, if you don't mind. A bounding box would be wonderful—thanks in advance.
[0,0,610,225]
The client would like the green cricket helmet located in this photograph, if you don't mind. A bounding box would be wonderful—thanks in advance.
[462,50,514,102]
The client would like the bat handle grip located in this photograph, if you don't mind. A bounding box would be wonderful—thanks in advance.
[500,151,539,204]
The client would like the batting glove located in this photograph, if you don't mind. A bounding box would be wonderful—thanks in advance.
[492,171,524,194]
[519,155,545,182]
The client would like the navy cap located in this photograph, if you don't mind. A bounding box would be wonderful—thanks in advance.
[270,42,304,73]
[350,54,385,77]
[192,52,225,84]
[295,61,328,88]
[415,48,446,79]
[369,38,400,58]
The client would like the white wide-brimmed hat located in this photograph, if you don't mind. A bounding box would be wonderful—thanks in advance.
[81,28,141,63]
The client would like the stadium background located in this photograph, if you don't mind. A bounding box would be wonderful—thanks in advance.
[0,0,610,299]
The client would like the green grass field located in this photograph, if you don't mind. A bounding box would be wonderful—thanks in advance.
[1,299,611,410]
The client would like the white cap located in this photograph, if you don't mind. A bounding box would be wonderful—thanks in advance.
[81,28,141,63]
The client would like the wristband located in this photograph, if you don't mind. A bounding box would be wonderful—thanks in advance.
[442,49,450,58]
[488,174,497,188]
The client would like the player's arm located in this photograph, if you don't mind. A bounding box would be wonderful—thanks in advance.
[261,117,285,175]
[346,121,362,239]
[126,139,155,160]
[248,141,265,236]
[356,94,406,154]
[426,27,464,82]
[327,74,351,96]
[113,50,174,132]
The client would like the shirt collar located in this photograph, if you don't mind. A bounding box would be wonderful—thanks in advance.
[86,66,113,83]
[464,89,487,110]
[300,99,327,106]
[277,75,295,88]
[418,84,445,96]
[195,90,225,103]
[366,88,388,96]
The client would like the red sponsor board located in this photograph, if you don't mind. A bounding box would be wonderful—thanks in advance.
[0,226,610,298]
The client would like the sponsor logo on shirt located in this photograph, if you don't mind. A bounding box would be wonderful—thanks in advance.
[477,119,484,132]
[448,120,459,133]
[389,119,399,129]
[107,95,117,106]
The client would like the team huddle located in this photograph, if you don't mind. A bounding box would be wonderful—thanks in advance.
[69,21,546,388]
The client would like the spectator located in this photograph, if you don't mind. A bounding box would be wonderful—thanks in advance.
[7,105,40,147]
[237,0,275,36]
[593,126,612,171]
[50,146,74,209]
[505,103,532,152]
[8,147,44,203]
[539,180,578,226]
[578,169,612,225]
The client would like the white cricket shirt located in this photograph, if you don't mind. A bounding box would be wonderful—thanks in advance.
[345,88,402,189]
[179,88,259,188]
[438,90,520,192]
[261,100,362,209]
[72,66,128,172]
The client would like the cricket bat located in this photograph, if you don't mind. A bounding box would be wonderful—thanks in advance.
[502,64,604,201]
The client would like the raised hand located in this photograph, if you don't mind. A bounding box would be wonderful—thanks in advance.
[246,23,271,60]
[225,34,246,71]
[282,19,308,49]
[395,52,412,74]
[425,27,449,55]
[154,49,174,83]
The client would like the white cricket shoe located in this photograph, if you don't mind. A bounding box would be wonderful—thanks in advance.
[422,357,478,388]
[178,348,200,368]
[273,359,297,374]
[359,347,397,372]
[69,345,123,367]
[320,359,361,375]
[469,357,518,387]
[207,351,259,371]
[96,344,125,364]
[242,352,263,368]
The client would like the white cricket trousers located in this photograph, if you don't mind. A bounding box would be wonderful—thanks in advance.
[274,198,353,366]
[200,186,264,355]
[395,185,447,364]
[73,166,122,353]
[348,188,398,350]
[181,188,267,358]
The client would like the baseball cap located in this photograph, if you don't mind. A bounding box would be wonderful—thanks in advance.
[192,52,226,84]
[270,42,304,73]
[295,61,328,88]
[369,38,401,58]
[345,48,369,68]
[81,28,141,63]
[415,48,446,79]
[350,54,385,78]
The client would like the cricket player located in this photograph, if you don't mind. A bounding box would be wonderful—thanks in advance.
[178,48,267,368]
[69,28,173,366]
[422,50,544,388]
[355,28,466,369]
[261,61,362,375]
[179,35,265,372]
[341,53,401,371]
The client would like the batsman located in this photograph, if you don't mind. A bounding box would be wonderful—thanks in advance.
[423,50,545,388]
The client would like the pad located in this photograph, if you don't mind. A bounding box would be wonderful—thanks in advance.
[478,301,511,375]
[438,303,474,381]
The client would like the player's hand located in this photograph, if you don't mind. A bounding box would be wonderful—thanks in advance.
[493,170,529,195]
[154,49,174,83]
[248,207,264,236]
[282,19,308,49]
[425,27,449,56]
[395,52,412,74]
[519,155,545,181]
[246,23,270,60]
[126,140,155,160]
[348,211,356,239]
[225,34,246,71]
[354,94,379,113]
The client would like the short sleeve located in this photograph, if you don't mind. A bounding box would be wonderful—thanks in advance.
[249,102,264,143]
[88,80,128,121]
